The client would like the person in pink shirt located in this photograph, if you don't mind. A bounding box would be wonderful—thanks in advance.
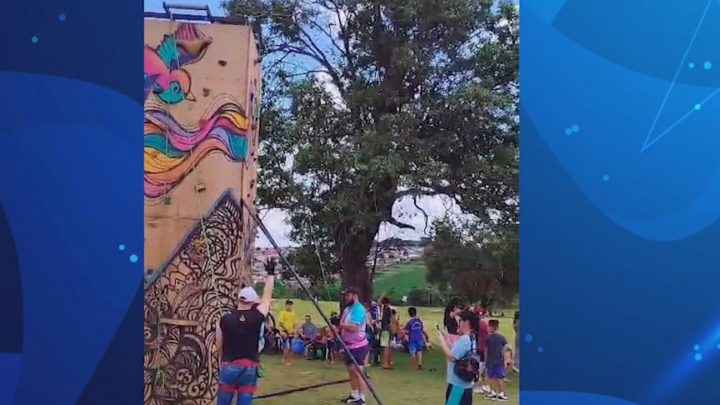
[337,287,370,405]
[473,306,491,394]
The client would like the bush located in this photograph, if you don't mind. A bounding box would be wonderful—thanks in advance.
[254,280,298,298]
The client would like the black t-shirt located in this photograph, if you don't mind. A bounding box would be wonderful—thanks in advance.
[444,314,459,335]
[220,307,265,362]
[330,315,340,327]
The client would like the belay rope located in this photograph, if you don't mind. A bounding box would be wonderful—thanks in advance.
[244,206,387,405]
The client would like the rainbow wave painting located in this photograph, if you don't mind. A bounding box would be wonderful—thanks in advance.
[144,103,249,198]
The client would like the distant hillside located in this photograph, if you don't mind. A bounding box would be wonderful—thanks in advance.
[372,260,430,299]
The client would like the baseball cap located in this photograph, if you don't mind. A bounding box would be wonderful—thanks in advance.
[341,286,360,295]
[238,286,260,302]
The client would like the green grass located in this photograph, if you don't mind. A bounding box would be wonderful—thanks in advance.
[372,260,430,298]
[250,300,519,405]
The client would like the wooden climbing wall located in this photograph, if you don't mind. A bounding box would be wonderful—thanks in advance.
[143,17,261,405]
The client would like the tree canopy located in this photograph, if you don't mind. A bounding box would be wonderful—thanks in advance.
[225,0,519,302]
[423,219,518,306]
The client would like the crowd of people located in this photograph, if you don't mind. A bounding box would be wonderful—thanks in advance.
[212,260,519,405]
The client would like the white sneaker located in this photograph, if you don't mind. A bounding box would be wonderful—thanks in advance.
[484,392,497,400]
[473,386,483,394]
[481,385,491,393]
[496,393,508,402]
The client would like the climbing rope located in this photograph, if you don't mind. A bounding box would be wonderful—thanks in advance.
[255,379,349,400]
[244,205,387,405]
[302,213,334,303]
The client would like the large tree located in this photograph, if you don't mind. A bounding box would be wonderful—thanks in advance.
[225,0,519,302]
[423,219,518,307]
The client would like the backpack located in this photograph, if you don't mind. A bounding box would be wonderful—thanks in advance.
[453,335,481,383]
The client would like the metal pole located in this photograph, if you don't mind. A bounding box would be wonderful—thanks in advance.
[243,202,386,405]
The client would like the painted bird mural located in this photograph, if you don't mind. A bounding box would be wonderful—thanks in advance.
[144,23,212,105]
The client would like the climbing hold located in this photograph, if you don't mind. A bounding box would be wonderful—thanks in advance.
[195,183,207,192]
[202,88,211,97]
[218,60,227,66]
[163,196,172,205]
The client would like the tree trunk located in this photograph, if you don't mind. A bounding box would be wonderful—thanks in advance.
[341,248,373,305]
[338,231,375,305]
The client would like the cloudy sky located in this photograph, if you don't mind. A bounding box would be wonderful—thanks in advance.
[144,0,467,247]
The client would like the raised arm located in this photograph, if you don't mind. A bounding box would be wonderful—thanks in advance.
[257,258,276,316]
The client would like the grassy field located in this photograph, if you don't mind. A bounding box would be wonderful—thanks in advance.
[372,260,429,298]
[249,300,520,405]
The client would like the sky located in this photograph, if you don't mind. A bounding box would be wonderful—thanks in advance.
[144,0,467,247]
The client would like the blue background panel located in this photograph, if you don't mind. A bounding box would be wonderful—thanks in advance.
[0,0,143,404]
[522,0,720,404]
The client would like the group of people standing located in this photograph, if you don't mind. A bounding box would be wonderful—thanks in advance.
[439,301,520,404]
[211,259,518,405]
[213,257,374,405]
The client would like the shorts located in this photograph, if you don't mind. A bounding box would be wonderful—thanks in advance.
[281,336,293,351]
[486,364,506,379]
[344,344,370,366]
[379,330,392,347]
[445,384,472,405]
[217,359,258,405]
[408,341,424,355]
[330,339,342,352]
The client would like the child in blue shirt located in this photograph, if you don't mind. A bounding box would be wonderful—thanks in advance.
[404,307,427,370]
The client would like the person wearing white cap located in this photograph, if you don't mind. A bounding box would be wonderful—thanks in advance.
[215,258,277,405]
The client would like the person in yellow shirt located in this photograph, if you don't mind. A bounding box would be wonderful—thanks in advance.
[277,299,297,366]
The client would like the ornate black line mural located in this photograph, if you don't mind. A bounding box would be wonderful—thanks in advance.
[144,192,246,405]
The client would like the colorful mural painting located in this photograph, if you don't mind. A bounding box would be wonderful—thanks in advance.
[144,18,261,405]
[144,191,243,405]
[144,23,212,104]
[143,100,250,198]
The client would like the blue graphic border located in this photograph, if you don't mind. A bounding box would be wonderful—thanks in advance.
[522,0,720,404]
[0,0,144,404]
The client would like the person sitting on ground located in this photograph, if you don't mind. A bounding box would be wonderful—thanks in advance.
[278,300,297,366]
[307,327,329,361]
[328,311,342,363]
[298,315,319,359]
[484,319,509,402]
[404,307,428,370]
[214,259,276,405]
[261,314,278,354]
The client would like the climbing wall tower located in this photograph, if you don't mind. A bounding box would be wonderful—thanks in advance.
[143,11,261,405]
